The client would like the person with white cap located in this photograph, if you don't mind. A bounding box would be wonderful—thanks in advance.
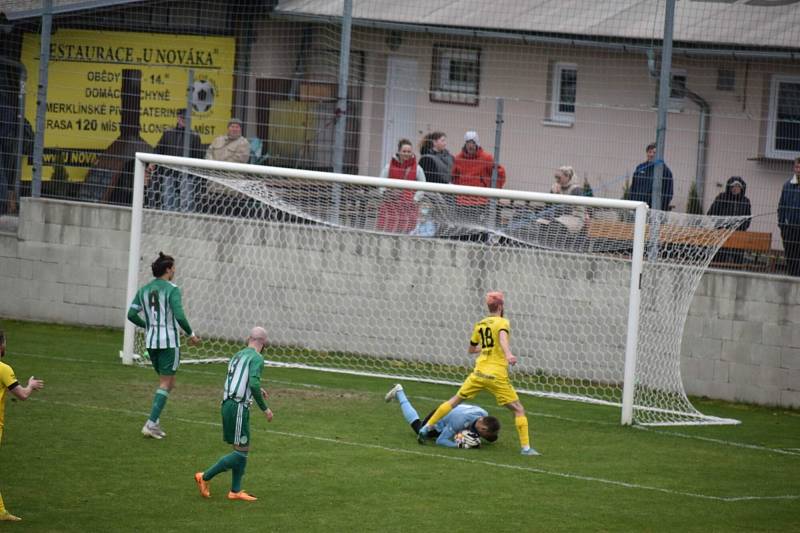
[450,130,506,228]
[416,291,540,456]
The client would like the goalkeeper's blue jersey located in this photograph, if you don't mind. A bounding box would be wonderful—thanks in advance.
[434,404,488,448]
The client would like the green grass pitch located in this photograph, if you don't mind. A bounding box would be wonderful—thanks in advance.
[0,319,798,532]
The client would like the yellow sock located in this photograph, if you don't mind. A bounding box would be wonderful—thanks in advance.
[424,402,453,429]
[515,416,530,448]
[0,490,6,514]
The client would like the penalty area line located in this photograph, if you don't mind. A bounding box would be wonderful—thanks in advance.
[29,397,800,503]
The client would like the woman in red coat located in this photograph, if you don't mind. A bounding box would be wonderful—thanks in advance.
[377,139,427,233]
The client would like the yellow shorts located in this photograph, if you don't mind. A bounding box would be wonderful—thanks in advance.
[457,372,519,406]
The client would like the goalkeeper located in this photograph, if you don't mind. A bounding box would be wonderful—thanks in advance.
[417,291,540,456]
[384,384,499,448]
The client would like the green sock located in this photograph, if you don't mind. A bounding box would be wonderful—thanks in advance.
[231,451,248,493]
[203,451,240,481]
[148,388,169,423]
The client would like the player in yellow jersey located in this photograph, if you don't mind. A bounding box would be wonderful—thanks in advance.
[417,292,540,456]
[0,330,44,521]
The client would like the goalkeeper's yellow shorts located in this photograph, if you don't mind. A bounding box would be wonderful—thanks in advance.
[456,372,519,406]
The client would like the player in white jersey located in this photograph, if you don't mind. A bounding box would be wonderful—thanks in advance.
[195,327,273,502]
[127,252,200,439]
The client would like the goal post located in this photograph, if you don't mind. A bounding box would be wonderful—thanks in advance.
[123,153,744,426]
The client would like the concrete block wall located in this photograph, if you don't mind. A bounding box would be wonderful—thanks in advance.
[0,198,798,408]
[683,271,800,408]
[0,198,129,328]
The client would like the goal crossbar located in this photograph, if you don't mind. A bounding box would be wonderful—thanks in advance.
[123,153,743,427]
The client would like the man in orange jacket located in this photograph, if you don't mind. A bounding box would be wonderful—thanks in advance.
[451,131,506,229]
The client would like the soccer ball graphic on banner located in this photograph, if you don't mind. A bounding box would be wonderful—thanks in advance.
[454,431,481,449]
[190,79,216,113]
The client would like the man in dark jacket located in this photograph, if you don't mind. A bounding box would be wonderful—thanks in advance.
[146,109,205,210]
[628,143,673,210]
[708,176,752,265]
[778,157,800,277]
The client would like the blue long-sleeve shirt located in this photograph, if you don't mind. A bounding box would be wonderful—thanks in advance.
[433,404,488,448]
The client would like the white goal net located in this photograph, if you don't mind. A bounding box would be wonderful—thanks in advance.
[123,154,748,426]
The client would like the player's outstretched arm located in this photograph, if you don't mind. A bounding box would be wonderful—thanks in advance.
[10,376,44,401]
[435,428,458,448]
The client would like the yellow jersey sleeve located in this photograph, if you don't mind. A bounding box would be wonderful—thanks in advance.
[0,362,17,389]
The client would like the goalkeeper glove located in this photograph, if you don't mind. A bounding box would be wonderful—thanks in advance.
[457,431,481,449]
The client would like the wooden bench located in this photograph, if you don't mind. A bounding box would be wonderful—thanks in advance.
[585,219,773,269]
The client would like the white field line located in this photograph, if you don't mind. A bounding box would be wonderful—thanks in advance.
[27,397,800,503]
[15,350,800,457]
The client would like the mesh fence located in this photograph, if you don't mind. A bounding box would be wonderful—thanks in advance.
[129,158,746,424]
[1,1,799,272]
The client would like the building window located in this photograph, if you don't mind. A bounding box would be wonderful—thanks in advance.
[430,45,480,106]
[766,75,800,159]
[551,63,577,123]
[654,69,687,111]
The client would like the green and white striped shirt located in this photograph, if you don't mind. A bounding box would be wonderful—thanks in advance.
[224,347,268,411]
[128,278,193,349]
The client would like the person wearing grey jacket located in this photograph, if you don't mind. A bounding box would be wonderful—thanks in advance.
[418,132,454,185]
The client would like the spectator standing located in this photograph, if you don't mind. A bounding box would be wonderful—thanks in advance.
[418,131,454,185]
[377,138,426,233]
[451,131,506,225]
[628,142,673,210]
[146,109,205,210]
[778,158,800,276]
[707,176,751,265]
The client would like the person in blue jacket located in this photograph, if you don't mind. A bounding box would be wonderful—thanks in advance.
[628,143,673,210]
[778,157,800,277]
[384,384,499,448]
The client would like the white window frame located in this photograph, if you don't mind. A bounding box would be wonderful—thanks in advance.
[766,74,800,160]
[430,45,480,106]
[551,62,577,123]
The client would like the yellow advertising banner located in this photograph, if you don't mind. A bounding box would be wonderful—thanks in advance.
[21,29,237,181]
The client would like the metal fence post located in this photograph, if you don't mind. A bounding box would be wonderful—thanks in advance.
[32,0,53,198]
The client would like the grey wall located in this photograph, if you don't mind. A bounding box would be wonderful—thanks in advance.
[0,198,798,409]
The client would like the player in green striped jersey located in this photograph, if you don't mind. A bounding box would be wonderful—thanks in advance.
[127,252,199,439]
[195,327,273,502]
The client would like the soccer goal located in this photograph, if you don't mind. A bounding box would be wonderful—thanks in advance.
[122,153,748,426]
